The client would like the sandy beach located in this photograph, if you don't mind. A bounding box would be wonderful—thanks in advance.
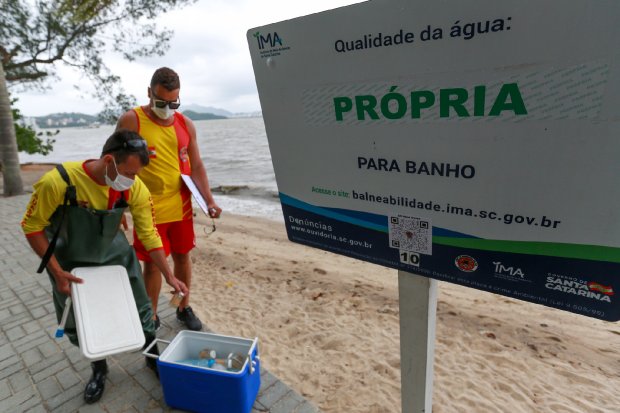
[9,164,620,412]
[188,212,619,413]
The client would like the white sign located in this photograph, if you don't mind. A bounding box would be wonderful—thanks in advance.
[248,0,620,321]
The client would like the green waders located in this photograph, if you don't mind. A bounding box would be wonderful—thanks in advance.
[41,165,155,347]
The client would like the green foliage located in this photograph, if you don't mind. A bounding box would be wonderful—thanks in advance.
[15,122,57,156]
[11,99,58,155]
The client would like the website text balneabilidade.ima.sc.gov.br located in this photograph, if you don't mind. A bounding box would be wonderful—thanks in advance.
[349,189,562,229]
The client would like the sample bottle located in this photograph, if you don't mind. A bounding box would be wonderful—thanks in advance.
[199,348,217,359]
[169,292,185,308]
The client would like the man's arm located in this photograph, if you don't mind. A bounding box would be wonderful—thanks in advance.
[26,233,83,296]
[185,116,222,218]
[22,171,83,296]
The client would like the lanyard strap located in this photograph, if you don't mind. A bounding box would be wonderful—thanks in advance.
[36,164,77,274]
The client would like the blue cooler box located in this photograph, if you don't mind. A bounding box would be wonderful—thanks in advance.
[151,331,260,413]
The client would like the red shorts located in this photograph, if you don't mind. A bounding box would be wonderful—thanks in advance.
[134,219,196,262]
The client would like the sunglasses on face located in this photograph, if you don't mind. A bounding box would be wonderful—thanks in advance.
[151,90,181,109]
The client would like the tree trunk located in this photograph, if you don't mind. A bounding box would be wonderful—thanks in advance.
[0,61,24,196]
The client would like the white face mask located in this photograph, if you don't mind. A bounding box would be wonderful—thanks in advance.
[151,104,175,120]
[105,158,134,191]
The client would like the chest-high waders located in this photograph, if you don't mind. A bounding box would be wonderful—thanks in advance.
[37,165,155,347]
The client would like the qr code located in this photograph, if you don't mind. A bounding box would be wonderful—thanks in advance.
[388,215,432,255]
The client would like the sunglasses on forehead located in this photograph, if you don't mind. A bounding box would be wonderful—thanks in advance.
[108,139,147,152]
[151,90,181,109]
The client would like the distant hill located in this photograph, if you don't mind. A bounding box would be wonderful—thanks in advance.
[28,105,259,128]
[183,104,261,118]
[183,104,233,117]
[182,110,227,121]
[34,112,101,128]
[233,110,263,118]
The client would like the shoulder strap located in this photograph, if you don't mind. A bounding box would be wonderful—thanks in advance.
[36,164,77,273]
[113,190,129,208]
[174,112,190,136]
[55,164,77,206]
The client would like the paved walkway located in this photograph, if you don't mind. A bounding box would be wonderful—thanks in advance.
[0,193,319,413]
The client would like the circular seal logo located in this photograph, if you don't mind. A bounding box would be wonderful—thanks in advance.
[179,146,189,163]
[455,255,478,272]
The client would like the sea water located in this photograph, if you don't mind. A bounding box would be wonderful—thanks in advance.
[19,117,283,221]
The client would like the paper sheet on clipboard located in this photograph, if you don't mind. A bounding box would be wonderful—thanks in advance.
[181,174,210,217]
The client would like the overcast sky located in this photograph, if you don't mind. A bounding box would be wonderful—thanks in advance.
[13,0,363,117]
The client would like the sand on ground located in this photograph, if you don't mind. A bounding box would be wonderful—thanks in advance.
[10,164,620,412]
[188,211,620,413]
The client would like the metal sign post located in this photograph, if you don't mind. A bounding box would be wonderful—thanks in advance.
[398,272,437,413]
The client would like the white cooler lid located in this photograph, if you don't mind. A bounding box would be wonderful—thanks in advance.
[71,265,145,360]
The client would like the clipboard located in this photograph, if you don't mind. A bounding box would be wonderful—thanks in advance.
[181,174,211,217]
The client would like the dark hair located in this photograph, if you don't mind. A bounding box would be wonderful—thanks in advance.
[150,67,180,91]
[101,129,150,166]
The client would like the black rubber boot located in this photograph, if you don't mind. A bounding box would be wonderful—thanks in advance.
[84,359,107,404]
[144,334,160,379]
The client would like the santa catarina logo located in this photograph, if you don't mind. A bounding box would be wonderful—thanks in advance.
[545,273,614,303]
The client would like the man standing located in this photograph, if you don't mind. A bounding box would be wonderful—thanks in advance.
[116,67,221,331]
[21,130,188,404]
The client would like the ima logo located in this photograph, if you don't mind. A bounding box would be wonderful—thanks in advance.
[493,261,525,278]
[253,31,283,50]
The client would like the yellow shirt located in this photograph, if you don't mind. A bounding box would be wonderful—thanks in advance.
[134,107,193,224]
[21,160,163,252]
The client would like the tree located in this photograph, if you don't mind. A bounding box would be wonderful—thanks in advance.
[12,99,58,156]
[0,60,22,194]
[0,0,196,196]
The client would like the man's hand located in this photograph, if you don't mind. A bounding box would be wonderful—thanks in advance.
[149,249,188,296]
[148,249,188,296]
[208,203,222,218]
[52,270,84,296]
[25,233,82,296]
[165,276,189,297]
